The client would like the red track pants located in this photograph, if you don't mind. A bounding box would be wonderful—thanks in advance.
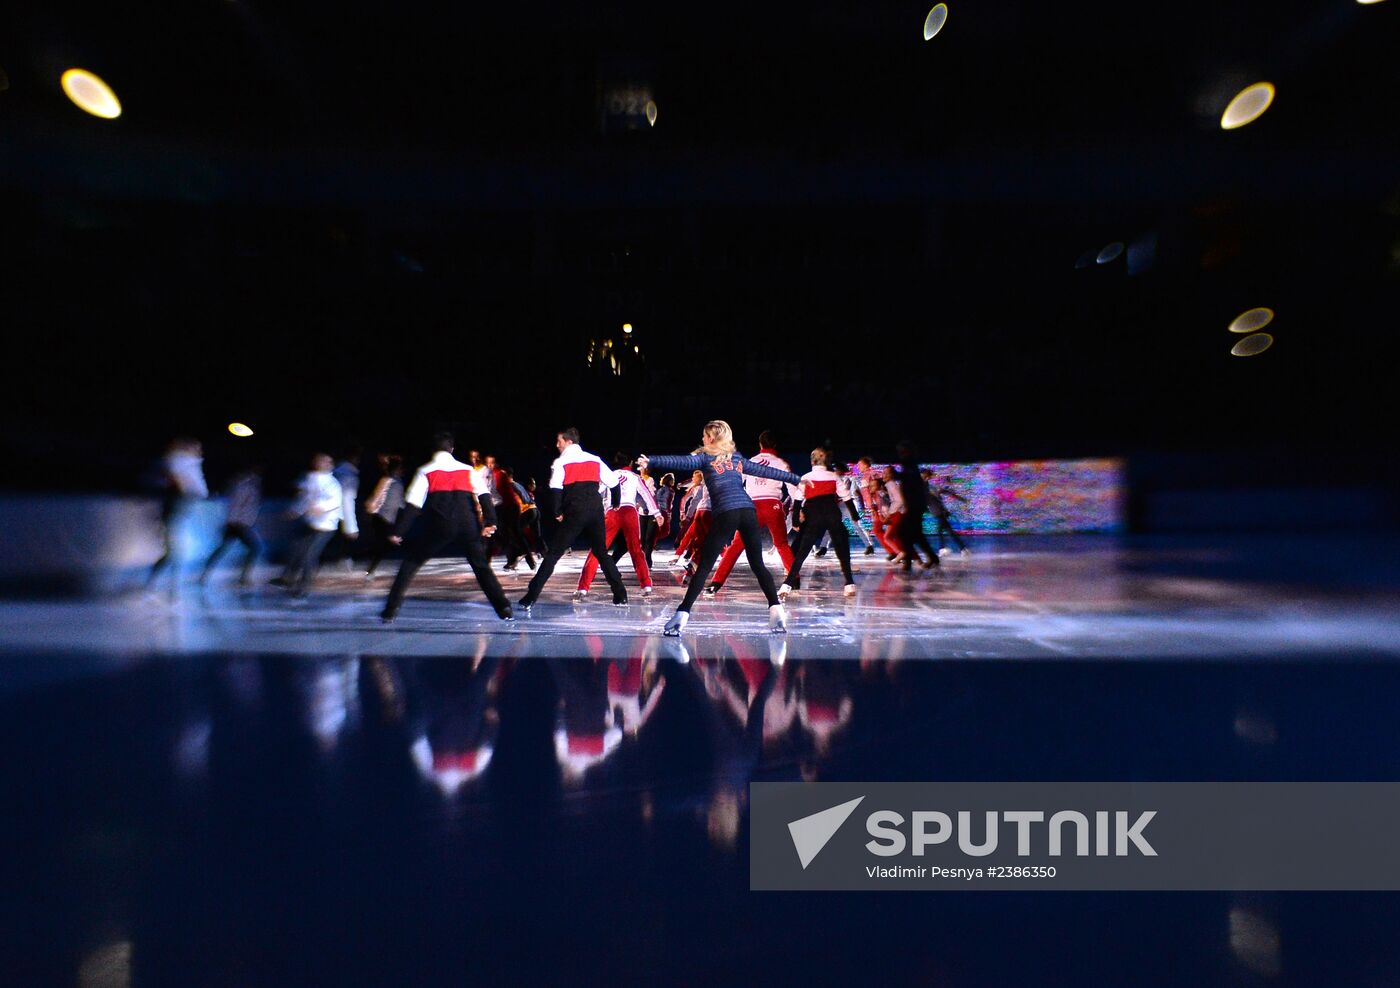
[579,506,652,590]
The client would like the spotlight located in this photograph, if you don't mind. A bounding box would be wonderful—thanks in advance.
[645,101,658,126]
[228,422,254,437]
[923,3,948,40]
[1220,82,1274,130]
[1231,333,1273,356]
[1229,307,1274,333]
[60,68,121,119]
[1357,0,1387,5]
[1096,242,1124,264]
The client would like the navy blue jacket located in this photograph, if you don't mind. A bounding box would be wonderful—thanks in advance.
[644,453,802,514]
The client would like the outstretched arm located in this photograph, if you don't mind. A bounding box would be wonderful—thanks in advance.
[738,457,801,486]
[640,453,705,473]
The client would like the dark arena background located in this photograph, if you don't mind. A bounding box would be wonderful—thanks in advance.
[2,0,1400,985]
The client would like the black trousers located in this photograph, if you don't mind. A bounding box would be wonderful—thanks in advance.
[898,510,938,567]
[784,496,854,588]
[498,505,533,568]
[520,504,626,605]
[678,507,781,613]
[820,501,873,549]
[364,515,397,575]
[383,526,511,618]
[282,525,334,596]
[934,513,966,552]
[202,522,262,584]
[521,509,543,552]
[639,514,659,568]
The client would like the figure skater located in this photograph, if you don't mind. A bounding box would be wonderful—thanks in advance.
[779,448,857,600]
[639,420,801,636]
[517,428,629,609]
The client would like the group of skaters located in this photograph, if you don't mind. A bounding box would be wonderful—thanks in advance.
[148,421,972,637]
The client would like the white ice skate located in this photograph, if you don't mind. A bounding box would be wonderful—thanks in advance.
[769,603,788,634]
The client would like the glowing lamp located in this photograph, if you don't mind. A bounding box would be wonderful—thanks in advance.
[1221,82,1274,130]
[61,68,121,119]
[1231,334,1273,356]
[923,4,948,40]
[228,422,254,437]
[1229,308,1274,333]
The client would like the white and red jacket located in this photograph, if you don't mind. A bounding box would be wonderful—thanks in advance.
[549,442,620,514]
[794,465,842,503]
[395,451,495,537]
[744,449,800,502]
[605,468,661,516]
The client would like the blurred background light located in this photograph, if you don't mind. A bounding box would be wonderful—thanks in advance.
[1096,242,1124,264]
[1126,232,1159,276]
[1229,308,1274,333]
[1231,333,1273,356]
[61,68,122,119]
[1229,905,1282,978]
[78,940,132,988]
[623,322,633,334]
[228,422,254,437]
[1220,82,1274,130]
[923,4,948,40]
[645,100,657,126]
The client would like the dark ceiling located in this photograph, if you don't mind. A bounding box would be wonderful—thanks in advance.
[1,0,1397,491]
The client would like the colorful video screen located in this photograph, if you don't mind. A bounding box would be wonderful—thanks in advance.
[848,458,1125,535]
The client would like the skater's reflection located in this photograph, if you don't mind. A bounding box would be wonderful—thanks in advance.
[551,657,620,782]
[606,647,667,737]
[684,637,803,848]
[695,637,799,757]
[794,661,855,780]
[409,653,506,797]
[292,655,361,754]
[548,636,663,784]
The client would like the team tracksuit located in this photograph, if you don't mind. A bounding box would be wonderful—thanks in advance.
[818,473,875,551]
[381,451,512,620]
[783,465,856,589]
[519,443,629,606]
